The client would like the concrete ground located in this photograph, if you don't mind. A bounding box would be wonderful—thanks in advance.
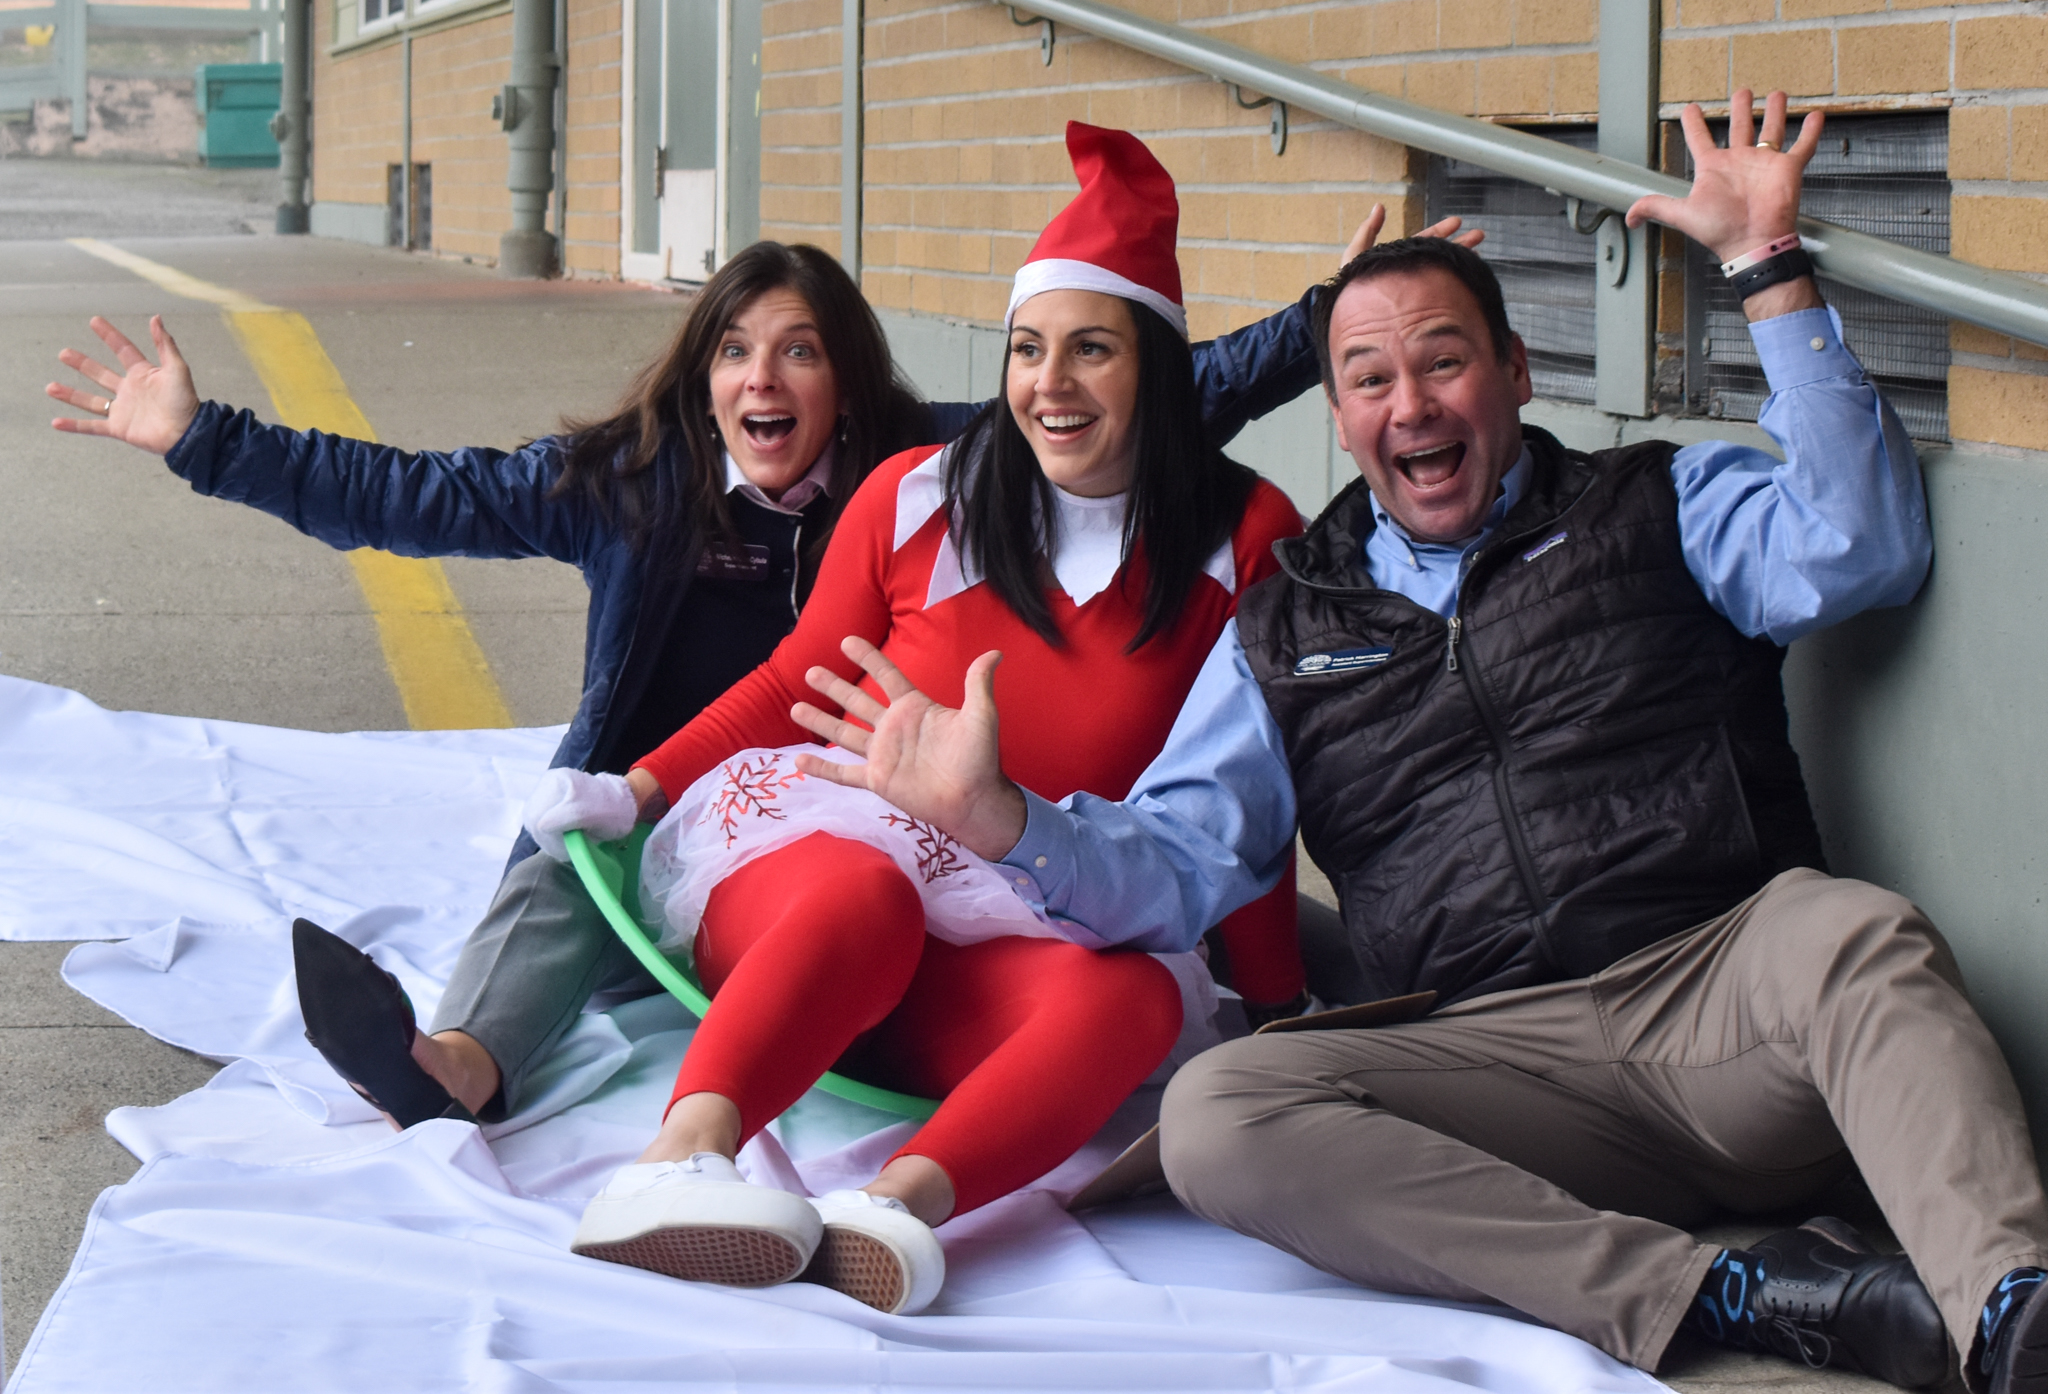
[0,160,1950,1392]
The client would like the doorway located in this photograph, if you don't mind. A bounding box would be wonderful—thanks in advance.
[624,0,762,282]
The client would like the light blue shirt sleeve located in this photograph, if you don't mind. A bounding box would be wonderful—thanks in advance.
[1000,622,1296,953]
[1672,306,1932,645]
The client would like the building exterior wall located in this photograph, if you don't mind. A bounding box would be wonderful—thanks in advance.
[563,0,624,274]
[309,0,622,269]
[409,10,516,259]
[1656,0,2048,453]
[311,0,405,209]
[297,0,2046,452]
[760,0,847,259]
[737,0,2048,458]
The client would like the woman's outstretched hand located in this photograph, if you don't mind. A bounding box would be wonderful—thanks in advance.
[791,636,1029,861]
[1340,205,1487,266]
[48,315,201,456]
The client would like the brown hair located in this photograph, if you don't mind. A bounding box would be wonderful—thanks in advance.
[553,242,928,556]
[1312,236,1517,398]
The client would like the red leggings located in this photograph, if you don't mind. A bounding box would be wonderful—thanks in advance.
[670,832,1184,1215]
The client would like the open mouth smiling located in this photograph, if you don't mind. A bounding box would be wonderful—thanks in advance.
[1036,412,1097,440]
[743,412,798,444]
[1394,441,1465,489]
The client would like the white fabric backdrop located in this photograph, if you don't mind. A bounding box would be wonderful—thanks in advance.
[0,676,1668,1394]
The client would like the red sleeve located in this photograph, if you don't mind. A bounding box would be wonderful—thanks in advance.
[631,446,941,800]
[1232,479,1306,601]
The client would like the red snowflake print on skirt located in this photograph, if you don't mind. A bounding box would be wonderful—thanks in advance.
[702,753,807,848]
[880,812,967,883]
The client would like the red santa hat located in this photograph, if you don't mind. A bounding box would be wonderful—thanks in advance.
[1005,122,1187,340]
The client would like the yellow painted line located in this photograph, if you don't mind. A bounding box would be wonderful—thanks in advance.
[68,238,514,730]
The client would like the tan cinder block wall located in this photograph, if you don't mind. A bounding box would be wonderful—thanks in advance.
[857,0,1602,341]
[747,0,2048,452]
[309,0,622,272]
[564,0,624,275]
[311,0,405,208]
[408,12,517,259]
[1660,0,2048,452]
[761,0,849,259]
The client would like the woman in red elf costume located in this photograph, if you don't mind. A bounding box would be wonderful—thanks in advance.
[532,122,1307,1315]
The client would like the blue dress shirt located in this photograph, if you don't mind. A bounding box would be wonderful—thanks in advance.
[999,306,1933,955]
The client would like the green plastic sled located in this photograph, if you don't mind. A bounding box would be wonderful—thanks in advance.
[562,826,940,1121]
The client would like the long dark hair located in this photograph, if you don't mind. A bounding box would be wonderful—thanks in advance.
[553,242,927,555]
[945,299,1257,651]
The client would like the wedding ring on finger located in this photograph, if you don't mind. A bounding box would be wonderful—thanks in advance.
[1755,139,1780,151]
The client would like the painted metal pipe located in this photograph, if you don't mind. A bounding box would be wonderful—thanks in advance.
[273,0,309,233]
[1001,0,2048,348]
[500,0,560,276]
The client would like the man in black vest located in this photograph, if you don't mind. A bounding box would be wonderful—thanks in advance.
[788,91,2048,1392]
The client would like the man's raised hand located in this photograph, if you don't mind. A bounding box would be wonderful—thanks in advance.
[1625,88,1822,266]
[790,637,1029,861]
[48,315,201,456]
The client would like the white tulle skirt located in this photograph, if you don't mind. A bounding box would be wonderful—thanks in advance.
[636,745,1224,1078]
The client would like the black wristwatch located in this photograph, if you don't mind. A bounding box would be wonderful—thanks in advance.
[1730,246,1814,299]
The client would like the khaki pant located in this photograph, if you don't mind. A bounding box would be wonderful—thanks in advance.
[1160,870,2048,1371]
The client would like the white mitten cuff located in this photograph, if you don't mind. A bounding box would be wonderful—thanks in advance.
[523,768,640,862]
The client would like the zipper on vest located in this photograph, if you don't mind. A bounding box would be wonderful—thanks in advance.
[1445,615,1461,672]
[1449,620,1548,915]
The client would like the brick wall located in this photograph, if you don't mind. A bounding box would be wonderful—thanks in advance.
[852,0,1606,342]
[757,0,2048,452]
[564,0,624,274]
[310,0,622,272]
[311,0,404,208]
[408,11,516,259]
[761,0,848,258]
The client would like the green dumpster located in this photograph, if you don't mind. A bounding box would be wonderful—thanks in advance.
[195,63,281,169]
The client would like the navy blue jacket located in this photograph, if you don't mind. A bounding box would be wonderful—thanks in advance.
[163,290,1322,866]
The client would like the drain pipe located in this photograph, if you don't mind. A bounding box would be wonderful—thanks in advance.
[271,0,310,232]
[498,0,560,276]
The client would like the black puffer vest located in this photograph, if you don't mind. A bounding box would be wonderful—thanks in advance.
[1236,427,1826,1005]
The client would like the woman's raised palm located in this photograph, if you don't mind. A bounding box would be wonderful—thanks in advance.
[47,315,202,457]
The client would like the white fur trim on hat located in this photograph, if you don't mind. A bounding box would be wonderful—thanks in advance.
[1006,258,1189,340]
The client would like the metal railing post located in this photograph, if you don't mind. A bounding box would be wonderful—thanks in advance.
[61,0,87,140]
[989,0,2048,350]
[1594,0,1657,416]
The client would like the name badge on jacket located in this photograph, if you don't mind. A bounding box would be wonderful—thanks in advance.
[696,543,773,580]
[1293,646,1393,676]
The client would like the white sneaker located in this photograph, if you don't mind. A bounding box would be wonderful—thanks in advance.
[571,1153,822,1287]
[805,1190,945,1315]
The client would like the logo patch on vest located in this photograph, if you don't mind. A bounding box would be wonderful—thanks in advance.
[1293,646,1393,676]
[1521,531,1569,563]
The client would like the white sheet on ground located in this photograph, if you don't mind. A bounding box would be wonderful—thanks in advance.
[2,676,1668,1394]
[0,673,561,941]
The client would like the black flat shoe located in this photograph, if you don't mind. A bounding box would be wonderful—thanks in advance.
[1744,1215,1949,1389]
[292,917,477,1129]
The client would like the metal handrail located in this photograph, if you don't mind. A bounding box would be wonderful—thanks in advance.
[1000,0,2048,349]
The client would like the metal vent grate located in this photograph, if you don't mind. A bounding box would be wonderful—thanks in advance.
[1427,127,1600,406]
[1686,112,1950,441]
